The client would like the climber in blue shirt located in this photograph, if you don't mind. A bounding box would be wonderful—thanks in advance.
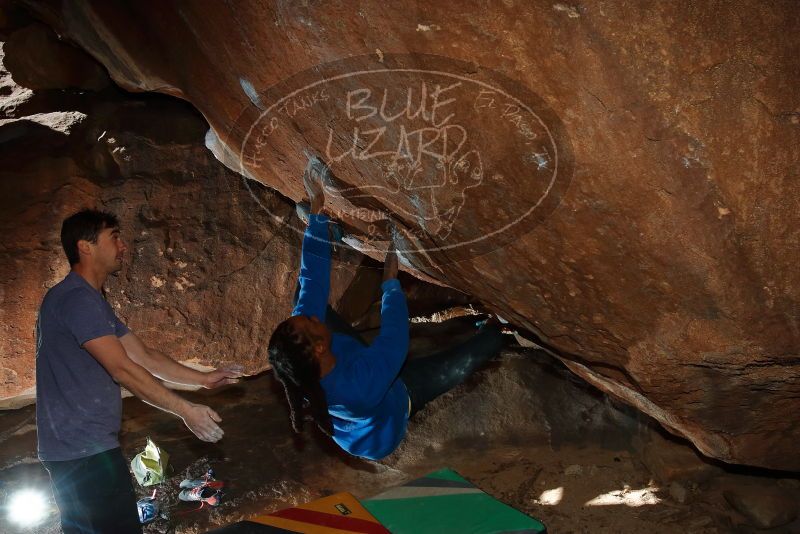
[268,159,504,460]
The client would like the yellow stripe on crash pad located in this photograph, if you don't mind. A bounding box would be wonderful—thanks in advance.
[250,492,389,533]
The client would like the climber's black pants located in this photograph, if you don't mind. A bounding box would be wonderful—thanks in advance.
[400,324,505,417]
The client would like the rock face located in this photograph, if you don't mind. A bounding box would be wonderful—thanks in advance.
[723,481,799,529]
[15,1,800,470]
[0,87,362,399]
[3,22,108,90]
[0,18,468,406]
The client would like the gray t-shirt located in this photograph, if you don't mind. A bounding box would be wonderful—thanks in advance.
[36,271,129,461]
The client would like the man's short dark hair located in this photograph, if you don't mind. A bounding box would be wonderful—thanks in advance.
[60,209,120,266]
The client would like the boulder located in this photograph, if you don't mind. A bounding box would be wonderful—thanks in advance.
[0,42,466,405]
[16,0,800,470]
[723,481,798,529]
[0,68,363,402]
[3,23,108,90]
[0,113,306,401]
[636,426,722,484]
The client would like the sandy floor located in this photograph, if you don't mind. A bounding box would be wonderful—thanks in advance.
[0,345,797,533]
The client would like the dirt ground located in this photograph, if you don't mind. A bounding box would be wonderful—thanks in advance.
[0,342,798,533]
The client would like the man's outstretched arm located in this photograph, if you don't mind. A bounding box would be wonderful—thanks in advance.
[84,335,224,442]
[119,332,243,388]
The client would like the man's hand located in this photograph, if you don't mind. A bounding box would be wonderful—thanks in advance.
[383,245,398,282]
[202,365,245,389]
[86,335,228,442]
[303,158,326,214]
[180,402,224,442]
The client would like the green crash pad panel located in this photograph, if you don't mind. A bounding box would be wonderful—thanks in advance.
[363,468,547,534]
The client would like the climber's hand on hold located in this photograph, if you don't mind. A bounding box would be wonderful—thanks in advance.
[383,244,399,282]
[303,157,326,214]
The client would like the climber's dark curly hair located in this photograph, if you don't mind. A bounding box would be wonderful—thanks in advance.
[268,318,334,437]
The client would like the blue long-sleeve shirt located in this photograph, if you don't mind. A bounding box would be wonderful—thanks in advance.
[292,214,411,460]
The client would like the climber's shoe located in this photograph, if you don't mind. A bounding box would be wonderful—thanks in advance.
[179,469,223,490]
[178,484,223,507]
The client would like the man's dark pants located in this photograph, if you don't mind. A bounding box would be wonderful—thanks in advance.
[43,447,141,534]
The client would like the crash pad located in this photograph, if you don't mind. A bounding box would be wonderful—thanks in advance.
[206,491,389,534]
[207,469,546,534]
[363,468,547,534]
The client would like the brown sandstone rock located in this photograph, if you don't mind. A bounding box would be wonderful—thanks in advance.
[3,23,108,90]
[22,0,799,470]
[0,73,367,402]
[723,480,799,529]
[0,36,468,406]
[636,426,722,484]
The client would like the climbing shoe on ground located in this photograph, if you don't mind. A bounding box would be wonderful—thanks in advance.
[179,469,224,490]
[178,484,223,507]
